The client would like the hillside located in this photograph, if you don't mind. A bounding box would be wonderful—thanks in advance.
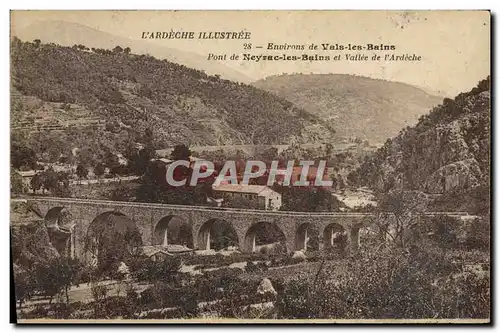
[351,77,490,213]
[12,20,252,83]
[10,39,335,162]
[253,74,443,144]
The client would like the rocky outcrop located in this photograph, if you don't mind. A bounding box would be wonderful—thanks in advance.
[424,159,482,193]
[117,262,130,278]
[257,278,277,296]
[291,250,307,262]
[355,77,490,198]
[11,220,61,267]
[11,201,62,267]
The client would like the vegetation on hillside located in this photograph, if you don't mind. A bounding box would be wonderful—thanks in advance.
[14,20,253,83]
[349,77,490,213]
[11,38,333,153]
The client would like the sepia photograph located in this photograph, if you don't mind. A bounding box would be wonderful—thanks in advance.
[9,10,491,323]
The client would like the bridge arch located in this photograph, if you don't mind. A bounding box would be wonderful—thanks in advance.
[153,215,193,248]
[197,218,239,251]
[243,221,287,254]
[322,223,348,253]
[295,223,320,251]
[85,211,142,272]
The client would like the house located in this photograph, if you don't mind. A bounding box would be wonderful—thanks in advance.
[18,170,39,190]
[206,196,224,207]
[212,184,282,211]
[141,244,194,261]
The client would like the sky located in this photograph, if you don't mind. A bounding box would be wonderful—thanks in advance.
[11,10,490,97]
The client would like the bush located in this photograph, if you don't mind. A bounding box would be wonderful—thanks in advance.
[275,245,490,319]
[276,279,313,319]
[214,279,262,318]
[51,302,76,319]
[245,261,269,273]
[137,282,199,317]
[130,256,181,283]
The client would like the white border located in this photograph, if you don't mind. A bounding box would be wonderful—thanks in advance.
[2,1,497,332]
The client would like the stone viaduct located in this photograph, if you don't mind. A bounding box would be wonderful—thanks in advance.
[17,197,473,261]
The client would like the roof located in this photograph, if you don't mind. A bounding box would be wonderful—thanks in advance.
[141,244,194,256]
[38,163,75,173]
[18,170,38,177]
[212,184,279,196]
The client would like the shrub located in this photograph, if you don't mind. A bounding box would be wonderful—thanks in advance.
[245,261,269,273]
[177,288,199,318]
[137,282,199,317]
[130,256,181,283]
[275,245,490,319]
[259,246,269,255]
[51,302,76,319]
[138,287,156,308]
[100,296,137,318]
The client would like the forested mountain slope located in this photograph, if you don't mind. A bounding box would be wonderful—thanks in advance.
[11,39,334,158]
[350,77,490,213]
[13,20,252,83]
[253,74,443,144]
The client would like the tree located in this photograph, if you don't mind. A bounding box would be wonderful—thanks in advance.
[325,143,334,158]
[142,127,154,145]
[13,264,36,308]
[59,259,81,303]
[128,145,155,176]
[177,224,193,247]
[224,195,259,210]
[123,47,131,54]
[33,258,79,304]
[76,164,89,182]
[86,219,142,276]
[76,147,97,168]
[279,186,345,212]
[11,168,24,194]
[30,173,43,194]
[103,152,121,178]
[132,257,181,283]
[11,141,37,170]
[90,282,108,316]
[36,168,71,196]
[376,190,429,248]
[110,185,133,201]
[168,144,192,189]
